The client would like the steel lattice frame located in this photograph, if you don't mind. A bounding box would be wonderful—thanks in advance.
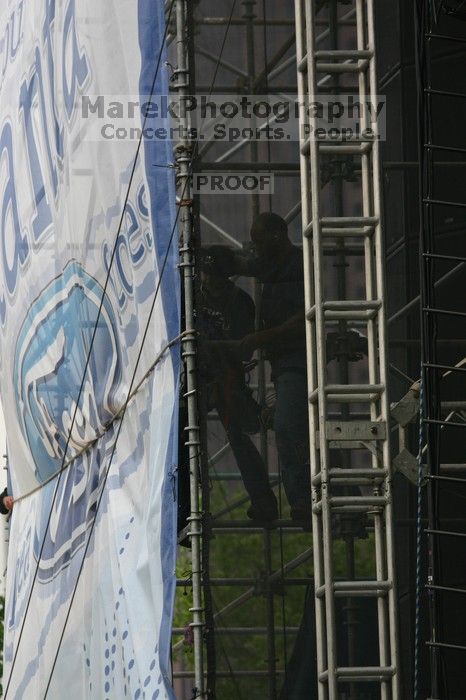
[294,0,400,697]
[416,1,466,697]
[172,1,402,698]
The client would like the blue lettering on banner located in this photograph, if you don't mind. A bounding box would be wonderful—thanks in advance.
[19,70,54,241]
[102,199,153,311]
[62,0,89,119]
[125,203,145,266]
[115,233,134,298]
[8,2,23,60]
[0,123,29,299]
[0,0,89,321]
[0,3,24,87]
[137,183,149,219]
[42,0,64,162]
[137,183,154,251]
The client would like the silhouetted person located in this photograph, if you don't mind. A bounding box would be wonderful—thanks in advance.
[206,213,311,523]
[199,257,278,522]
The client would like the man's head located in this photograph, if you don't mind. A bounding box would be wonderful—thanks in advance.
[200,267,229,298]
[250,212,289,259]
[199,247,231,297]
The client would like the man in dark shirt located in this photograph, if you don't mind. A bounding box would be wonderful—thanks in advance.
[210,213,310,522]
[199,259,278,522]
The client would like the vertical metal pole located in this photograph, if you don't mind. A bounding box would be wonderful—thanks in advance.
[366,1,401,696]
[174,1,206,697]
[417,4,440,695]
[294,4,327,698]
[354,5,390,699]
[243,3,277,698]
[304,2,339,696]
[243,0,269,467]
[263,529,278,700]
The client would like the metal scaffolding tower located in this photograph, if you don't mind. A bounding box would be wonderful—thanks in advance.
[294,0,399,697]
[172,4,310,699]
[415,1,466,697]
[171,1,402,698]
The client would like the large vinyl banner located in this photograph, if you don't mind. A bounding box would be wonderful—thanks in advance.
[0,1,179,698]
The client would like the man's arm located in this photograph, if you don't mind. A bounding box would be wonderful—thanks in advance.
[239,311,305,357]
[202,245,261,278]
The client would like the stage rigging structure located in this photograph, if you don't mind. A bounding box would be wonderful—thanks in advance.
[295,0,399,696]
[415,2,466,698]
[171,1,402,698]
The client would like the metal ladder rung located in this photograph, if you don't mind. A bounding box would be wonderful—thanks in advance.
[304,217,378,238]
[314,496,387,512]
[315,134,375,144]
[320,142,373,155]
[299,49,373,72]
[306,301,380,321]
[326,383,384,395]
[330,495,387,507]
[327,393,382,403]
[312,467,388,486]
[310,387,385,404]
[315,49,374,59]
[319,666,395,683]
[301,139,372,156]
[321,215,379,226]
[315,579,392,598]
[325,299,380,320]
[313,475,387,487]
[315,60,370,74]
[304,223,376,239]
[316,504,384,514]
[321,226,374,238]
[324,300,380,311]
[324,310,377,321]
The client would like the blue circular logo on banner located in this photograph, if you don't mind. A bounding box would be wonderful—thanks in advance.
[14,261,123,581]
[15,261,123,482]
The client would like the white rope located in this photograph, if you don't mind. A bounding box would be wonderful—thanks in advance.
[12,330,190,504]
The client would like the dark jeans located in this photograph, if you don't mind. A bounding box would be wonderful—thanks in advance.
[226,424,275,504]
[273,370,310,509]
[214,376,275,507]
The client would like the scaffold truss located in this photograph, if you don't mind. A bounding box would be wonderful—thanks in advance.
[294,0,399,697]
[171,2,402,698]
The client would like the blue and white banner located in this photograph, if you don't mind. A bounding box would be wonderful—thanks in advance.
[0,1,179,698]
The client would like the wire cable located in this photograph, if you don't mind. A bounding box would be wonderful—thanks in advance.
[12,331,189,504]
[261,0,274,212]
[8,0,238,692]
[261,0,291,674]
[210,595,245,700]
[413,3,427,697]
[414,374,425,700]
[40,0,239,694]
[44,181,182,697]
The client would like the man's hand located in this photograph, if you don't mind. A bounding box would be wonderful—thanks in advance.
[239,331,271,359]
[3,496,13,511]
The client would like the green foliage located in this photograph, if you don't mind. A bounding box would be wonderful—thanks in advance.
[174,482,376,699]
